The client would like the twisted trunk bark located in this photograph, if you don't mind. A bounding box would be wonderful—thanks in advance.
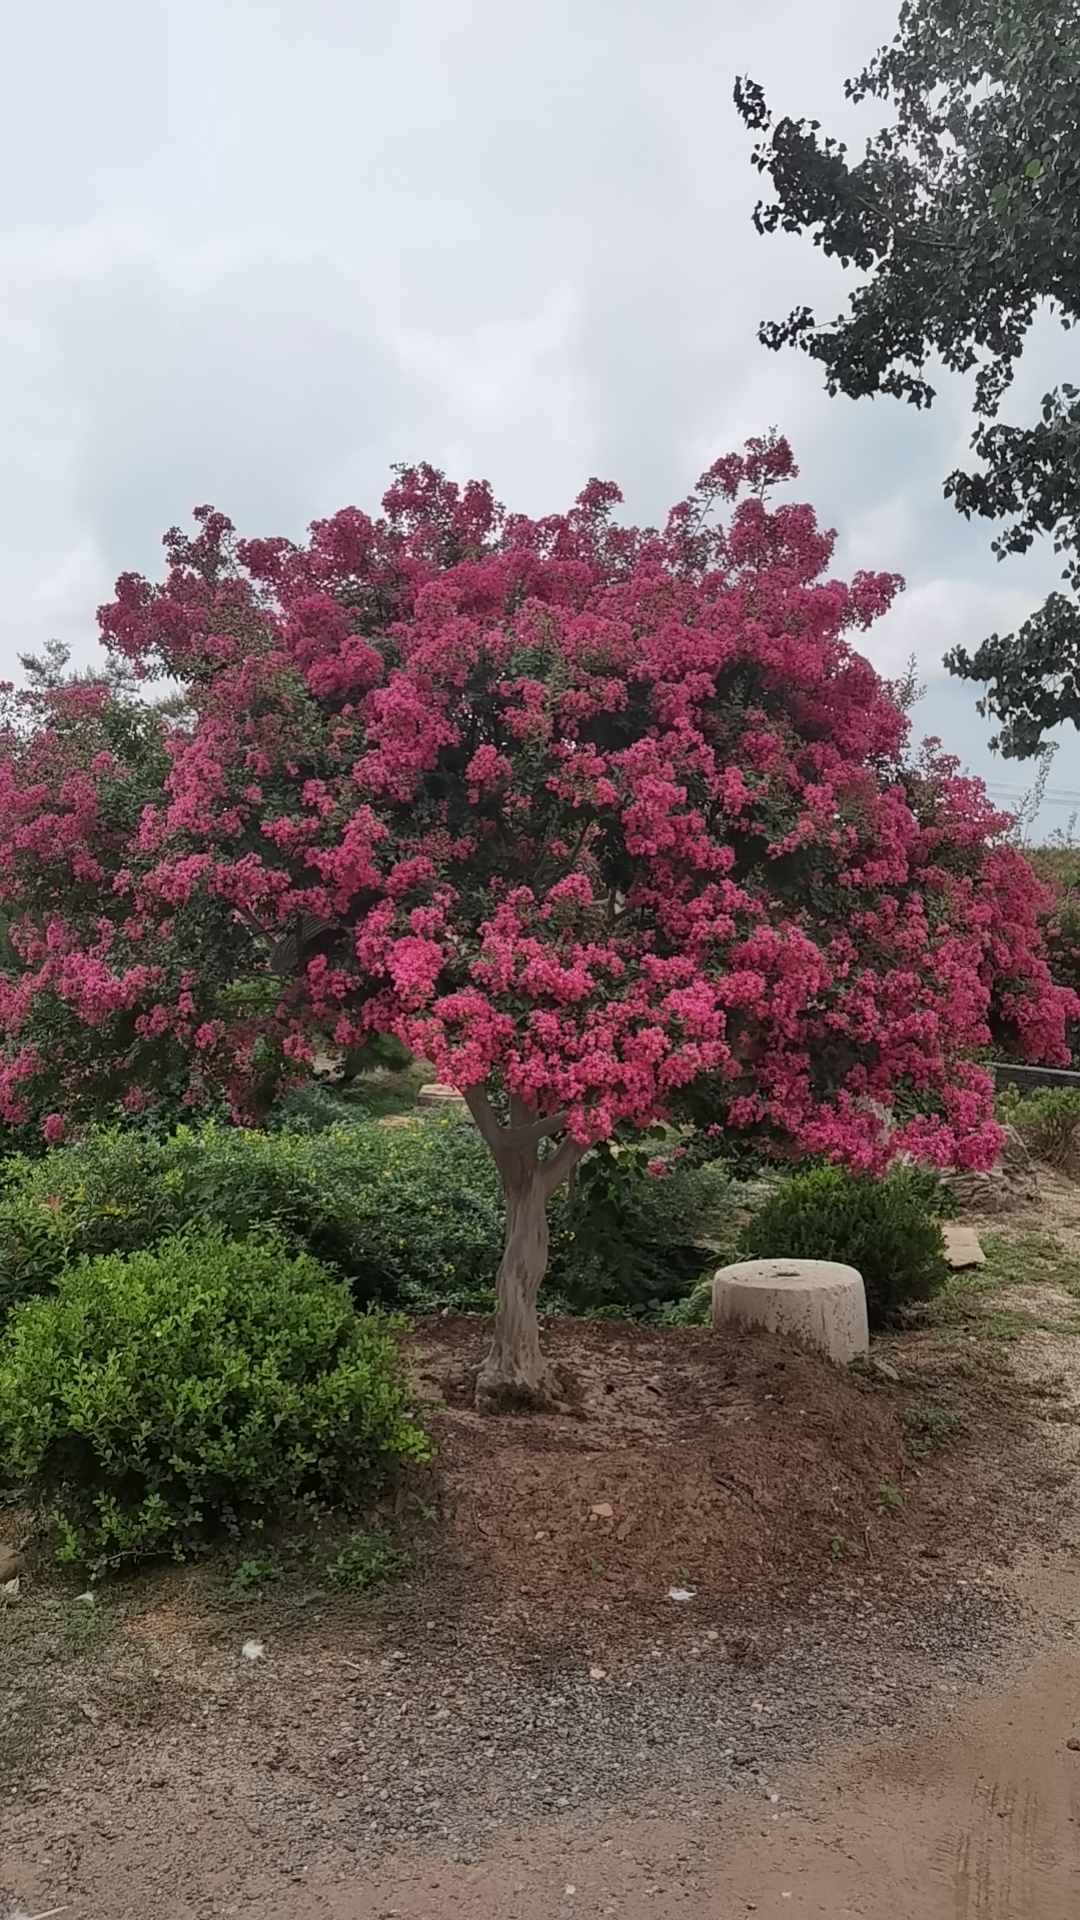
[474,1156,555,1411]
[464,1086,584,1413]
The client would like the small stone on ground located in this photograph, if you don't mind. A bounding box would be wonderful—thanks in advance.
[942,1224,986,1269]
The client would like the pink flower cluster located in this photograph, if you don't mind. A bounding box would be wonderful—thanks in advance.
[0,437,1073,1161]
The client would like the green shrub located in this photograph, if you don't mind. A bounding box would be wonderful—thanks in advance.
[547,1138,732,1314]
[0,1116,505,1318]
[995,1085,1080,1174]
[340,1032,416,1076]
[0,1229,428,1569]
[735,1163,949,1328]
[0,1116,736,1326]
[882,1160,959,1219]
[0,1191,75,1322]
[267,1082,374,1135]
[267,1036,425,1127]
[658,1276,714,1327]
[315,1115,503,1307]
[1029,847,1080,1065]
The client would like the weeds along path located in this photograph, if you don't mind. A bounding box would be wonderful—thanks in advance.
[5,1164,1080,1919]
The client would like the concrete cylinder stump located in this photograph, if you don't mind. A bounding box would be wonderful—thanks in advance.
[711,1258,869,1365]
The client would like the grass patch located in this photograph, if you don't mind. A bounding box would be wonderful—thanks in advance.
[923,1228,1080,1340]
[0,1609,49,1782]
[924,1268,1007,1334]
[0,1588,120,1782]
[980,1230,1080,1295]
[318,1529,414,1593]
[59,1592,115,1655]
[904,1402,963,1460]
[977,1308,1041,1343]
[329,1062,431,1122]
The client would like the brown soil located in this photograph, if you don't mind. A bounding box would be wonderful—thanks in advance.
[413,1313,1014,1652]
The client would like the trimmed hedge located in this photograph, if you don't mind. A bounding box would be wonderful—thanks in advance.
[0,1116,503,1321]
[0,1229,428,1568]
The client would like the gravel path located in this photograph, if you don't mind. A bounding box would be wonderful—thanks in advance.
[246,1581,1028,1860]
[1,1564,1050,1916]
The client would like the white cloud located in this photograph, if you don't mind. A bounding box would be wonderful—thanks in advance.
[861,576,1046,681]
[382,282,593,506]
[0,536,110,670]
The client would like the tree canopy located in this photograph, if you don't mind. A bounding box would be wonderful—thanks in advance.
[0,441,1072,1401]
[735,0,1080,759]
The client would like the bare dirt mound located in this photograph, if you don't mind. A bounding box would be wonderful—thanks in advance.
[414,1314,967,1651]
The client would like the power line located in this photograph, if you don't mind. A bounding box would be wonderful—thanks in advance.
[986,788,1080,805]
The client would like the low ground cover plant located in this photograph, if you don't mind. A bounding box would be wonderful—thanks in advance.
[996,1085,1080,1175]
[735,1162,953,1328]
[0,1228,428,1570]
[319,1529,415,1592]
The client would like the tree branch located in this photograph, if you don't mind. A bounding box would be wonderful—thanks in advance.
[232,905,275,945]
[468,1085,570,1159]
[463,1084,507,1156]
[562,821,592,873]
[538,1132,586,1202]
[512,1109,570,1150]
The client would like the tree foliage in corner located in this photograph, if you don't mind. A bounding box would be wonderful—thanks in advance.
[735,0,1080,759]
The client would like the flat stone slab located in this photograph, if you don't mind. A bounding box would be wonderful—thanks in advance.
[417,1083,467,1106]
[712,1257,869,1365]
[942,1224,986,1269]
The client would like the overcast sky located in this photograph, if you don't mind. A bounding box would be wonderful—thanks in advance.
[2,0,1077,833]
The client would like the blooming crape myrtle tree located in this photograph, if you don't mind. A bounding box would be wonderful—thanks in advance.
[0,436,1073,1408]
[0,656,268,1135]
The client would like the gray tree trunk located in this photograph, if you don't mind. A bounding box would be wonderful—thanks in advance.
[464,1086,584,1413]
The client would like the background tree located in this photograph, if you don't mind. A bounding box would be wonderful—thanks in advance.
[735,0,1080,759]
[1028,837,1080,1062]
[0,442,1072,1407]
